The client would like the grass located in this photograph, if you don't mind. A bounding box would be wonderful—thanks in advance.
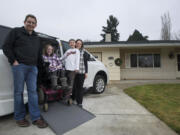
[124,84,180,134]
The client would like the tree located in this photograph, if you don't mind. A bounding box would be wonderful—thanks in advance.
[127,29,148,41]
[101,15,120,42]
[161,12,172,40]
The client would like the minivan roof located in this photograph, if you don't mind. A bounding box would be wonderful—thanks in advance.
[0,25,59,49]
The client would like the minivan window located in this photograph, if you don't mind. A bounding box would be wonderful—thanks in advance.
[61,41,71,53]
[0,26,12,49]
[88,56,96,61]
[61,41,96,61]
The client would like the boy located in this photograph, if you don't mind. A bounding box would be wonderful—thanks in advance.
[64,39,80,99]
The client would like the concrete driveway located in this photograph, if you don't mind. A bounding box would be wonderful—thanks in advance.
[0,80,179,135]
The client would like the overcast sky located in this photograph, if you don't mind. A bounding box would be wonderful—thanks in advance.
[1,0,180,41]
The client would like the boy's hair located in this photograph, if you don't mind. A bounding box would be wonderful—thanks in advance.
[69,39,75,43]
[24,14,37,23]
[43,44,54,56]
[75,39,84,49]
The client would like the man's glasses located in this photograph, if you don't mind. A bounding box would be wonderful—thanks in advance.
[27,21,36,25]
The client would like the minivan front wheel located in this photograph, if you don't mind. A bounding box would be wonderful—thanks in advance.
[93,75,106,94]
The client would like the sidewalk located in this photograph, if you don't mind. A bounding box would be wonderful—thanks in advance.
[65,80,179,135]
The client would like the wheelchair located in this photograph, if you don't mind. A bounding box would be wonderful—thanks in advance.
[37,41,72,112]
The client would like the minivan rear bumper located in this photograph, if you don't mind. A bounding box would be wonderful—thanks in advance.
[0,97,28,117]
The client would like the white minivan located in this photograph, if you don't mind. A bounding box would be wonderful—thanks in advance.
[0,25,109,116]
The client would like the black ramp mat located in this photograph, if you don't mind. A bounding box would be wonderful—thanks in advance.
[41,102,95,135]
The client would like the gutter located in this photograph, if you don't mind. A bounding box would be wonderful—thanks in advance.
[84,43,180,48]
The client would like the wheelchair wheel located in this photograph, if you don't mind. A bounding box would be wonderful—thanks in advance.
[43,103,48,112]
[38,87,44,104]
[67,98,73,106]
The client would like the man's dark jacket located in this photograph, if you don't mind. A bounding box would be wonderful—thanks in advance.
[3,26,41,65]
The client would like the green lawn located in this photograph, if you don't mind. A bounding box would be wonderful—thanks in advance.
[124,84,180,134]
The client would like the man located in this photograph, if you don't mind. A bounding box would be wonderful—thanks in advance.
[3,14,48,128]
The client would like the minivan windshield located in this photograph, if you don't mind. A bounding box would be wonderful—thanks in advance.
[61,40,71,53]
[60,40,96,61]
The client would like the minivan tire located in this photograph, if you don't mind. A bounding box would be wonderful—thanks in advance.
[93,75,106,94]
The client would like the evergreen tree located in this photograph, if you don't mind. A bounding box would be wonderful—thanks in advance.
[101,15,120,42]
[127,29,148,41]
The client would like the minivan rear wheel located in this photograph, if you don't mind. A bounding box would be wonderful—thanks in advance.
[93,75,106,94]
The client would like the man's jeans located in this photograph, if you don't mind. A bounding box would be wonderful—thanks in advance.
[12,64,40,121]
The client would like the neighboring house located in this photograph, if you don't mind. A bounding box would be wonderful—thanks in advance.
[84,38,180,80]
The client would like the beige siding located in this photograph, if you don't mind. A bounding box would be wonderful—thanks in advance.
[87,48,120,80]
[120,47,177,79]
[86,45,180,80]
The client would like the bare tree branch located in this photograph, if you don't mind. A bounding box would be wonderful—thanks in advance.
[161,12,172,40]
[173,31,180,40]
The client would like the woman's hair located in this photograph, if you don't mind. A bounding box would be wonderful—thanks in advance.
[75,39,84,49]
[43,44,54,56]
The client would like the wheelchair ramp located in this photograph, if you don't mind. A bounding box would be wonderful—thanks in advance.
[41,102,95,135]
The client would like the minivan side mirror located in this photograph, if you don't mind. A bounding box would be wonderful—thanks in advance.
[88,56,95,61]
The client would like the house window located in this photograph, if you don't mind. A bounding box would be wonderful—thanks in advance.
[130,54,137,67]
[139,54,153,67]
[130,54,161,68]
[154,54,161,67]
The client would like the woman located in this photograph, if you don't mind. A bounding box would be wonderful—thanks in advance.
[72,39,90,108]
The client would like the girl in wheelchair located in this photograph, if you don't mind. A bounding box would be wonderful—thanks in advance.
[42,43,71,90]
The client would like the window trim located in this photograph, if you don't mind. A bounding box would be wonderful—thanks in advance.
[130,53,161,68]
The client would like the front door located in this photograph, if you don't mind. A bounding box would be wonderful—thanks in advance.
[176,54,180,78]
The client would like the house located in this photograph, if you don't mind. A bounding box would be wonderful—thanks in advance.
[84,35,180,80]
